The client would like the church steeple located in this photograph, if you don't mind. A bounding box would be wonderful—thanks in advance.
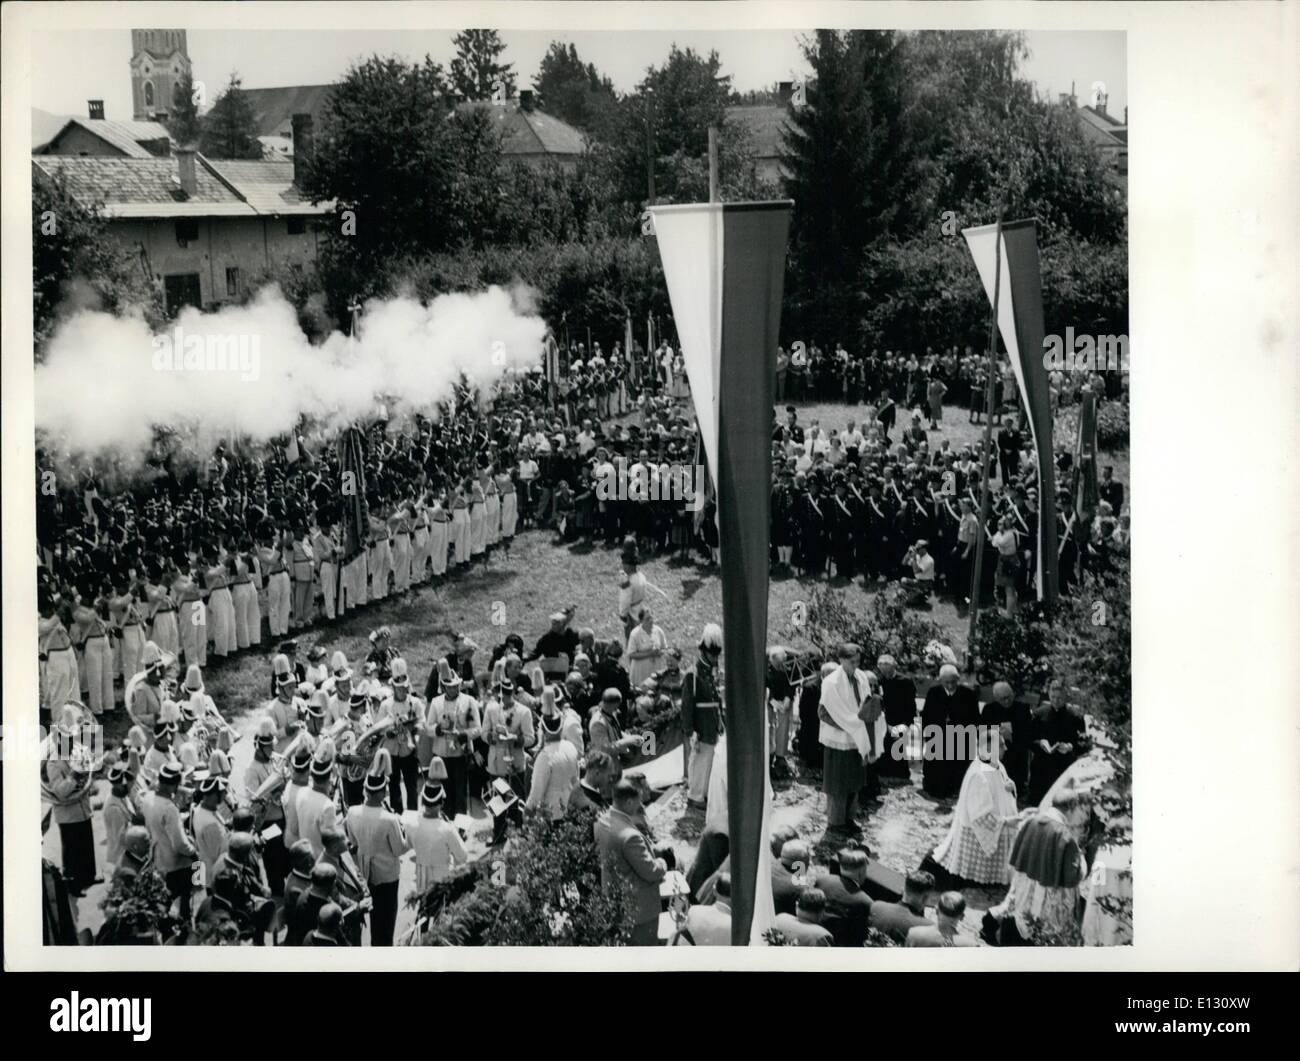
[130,29,191,121]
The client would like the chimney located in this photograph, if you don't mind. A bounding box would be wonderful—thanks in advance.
[176,146,197,198]
[519,89,534,112]
[88,100,105,120]
[1096,91,1108,117]
[778,81,793,104]
[291,113,314,187]
[1124,105,1128,126]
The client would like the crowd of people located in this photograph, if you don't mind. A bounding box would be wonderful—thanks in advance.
[37,327,1127,948]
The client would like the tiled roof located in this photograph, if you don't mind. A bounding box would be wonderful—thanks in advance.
[39,117,174,159]
[451,100,587,157]
[1077,106,1127,146]
[204,159,332,215]
[242,84,336,138]
[725,104,791,160]
[32,154,332,219]
[34,156,254,218]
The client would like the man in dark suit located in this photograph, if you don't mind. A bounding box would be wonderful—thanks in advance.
[867,870,936,944]
[815,848,873,946]
[997,424,1022,483]
[595,780,667,945]
[876,655,917,780]
[920,665,981,799]
[772,838,811,917]
[1100,466,1124,513]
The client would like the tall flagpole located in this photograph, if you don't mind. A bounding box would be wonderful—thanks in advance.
[966,204,1005,672]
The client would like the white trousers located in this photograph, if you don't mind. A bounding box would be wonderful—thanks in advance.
[266,573,291,637]
[687,738,716,803]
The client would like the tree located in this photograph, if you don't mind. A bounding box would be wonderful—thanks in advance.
[450,29,516,101]
[32,171,163,352]
[199,73,265,160]
[535,41,618,135]
[303,54,466,318]
[165,71,203,146]
[782,31,919,279]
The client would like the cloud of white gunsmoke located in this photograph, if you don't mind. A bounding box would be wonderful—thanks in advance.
[34,283,546,465]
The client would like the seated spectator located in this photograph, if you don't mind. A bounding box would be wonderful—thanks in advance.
[773,887,834,946]
[868,870,936,944]
[816,847,873,946]
[773,838,811,916]
[684,872,733,946]
[906,890,979,947]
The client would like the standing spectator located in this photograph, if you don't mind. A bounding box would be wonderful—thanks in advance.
[595,779,667,945]
[625,608,667,687]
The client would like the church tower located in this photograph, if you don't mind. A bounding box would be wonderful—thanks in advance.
[130,29,191,121]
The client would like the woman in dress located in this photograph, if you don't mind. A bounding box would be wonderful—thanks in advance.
[990,513,1022,616]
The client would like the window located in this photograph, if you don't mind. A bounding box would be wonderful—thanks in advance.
[287,216,307,235]
[225,267,241,298]
[175,219,199,245]
[143,80,155,109]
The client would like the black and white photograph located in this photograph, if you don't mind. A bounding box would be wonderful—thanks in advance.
[2,0,1296,989]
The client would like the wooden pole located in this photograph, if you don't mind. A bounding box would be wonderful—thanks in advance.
[646,95,656,205]
[707,125,720,203]
[966,207,1006,673]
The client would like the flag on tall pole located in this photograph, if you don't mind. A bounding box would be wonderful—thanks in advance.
[338,426,369,564]
[650,199,792,945]
[962,219,1060,604]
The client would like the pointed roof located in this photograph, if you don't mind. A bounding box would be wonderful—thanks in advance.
[450,100,586,157]
[241,84,336,138]
[31,154,332,219]
[37,116,174,159]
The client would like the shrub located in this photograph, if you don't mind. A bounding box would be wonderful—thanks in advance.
[794,583,947,675]
[96,867,175,945]
[417,805,638,946]
[1095,400,1129,450]
[971,606,1053,692]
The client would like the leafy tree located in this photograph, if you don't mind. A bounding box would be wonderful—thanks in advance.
[32,171,163,352]
[535,40,618,134]
[165,71,203,146]
[586,44,767,221]
[198,73,264,160]
[450,29,517,101]
[304,54,468,318]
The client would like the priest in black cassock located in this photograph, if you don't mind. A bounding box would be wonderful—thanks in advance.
[920,664,980,799]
